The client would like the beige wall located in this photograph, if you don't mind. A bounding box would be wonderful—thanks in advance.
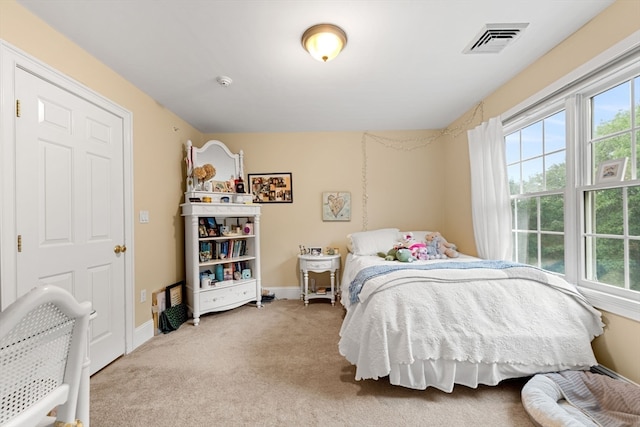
[205,130,449,289]
[442,0,640,383]
[2,0,638,383]
[0,0,203,327]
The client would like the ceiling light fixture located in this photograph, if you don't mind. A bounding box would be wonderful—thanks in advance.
[301,23,347,62]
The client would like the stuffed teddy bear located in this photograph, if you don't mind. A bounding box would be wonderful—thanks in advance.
[378,247,416,262]
[425,232,459,258]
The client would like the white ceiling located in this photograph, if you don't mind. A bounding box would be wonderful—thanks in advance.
[18,0,615,134]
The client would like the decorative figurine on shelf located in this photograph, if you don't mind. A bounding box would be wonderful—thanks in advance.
[235,176,245,194]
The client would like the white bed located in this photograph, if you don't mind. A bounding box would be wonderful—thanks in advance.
[338,228,604,392]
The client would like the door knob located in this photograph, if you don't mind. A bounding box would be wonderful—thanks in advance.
[114,245,126,254]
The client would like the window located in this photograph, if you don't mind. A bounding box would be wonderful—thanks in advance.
[504,46,640,321]
[583,76,639,295]
[507,110,567,273]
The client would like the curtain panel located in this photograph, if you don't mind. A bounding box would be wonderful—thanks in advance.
[467,117,512,260]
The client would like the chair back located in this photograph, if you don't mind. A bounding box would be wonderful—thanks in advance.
[0,285,91,427]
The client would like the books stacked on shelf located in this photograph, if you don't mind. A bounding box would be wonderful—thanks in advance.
[198,239,248,263]
[217,239,247,260]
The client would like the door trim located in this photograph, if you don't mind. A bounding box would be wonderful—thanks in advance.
[0,39,135,356]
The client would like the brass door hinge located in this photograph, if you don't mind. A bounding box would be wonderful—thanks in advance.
[17,234,22,252]
[16,99,20,117]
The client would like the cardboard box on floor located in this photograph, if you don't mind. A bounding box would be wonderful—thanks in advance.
[151,288,166,336]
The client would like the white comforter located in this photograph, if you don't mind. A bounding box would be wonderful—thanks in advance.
[338,255,604,391]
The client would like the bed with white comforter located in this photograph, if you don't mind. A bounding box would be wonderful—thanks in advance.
[338,228,604,392]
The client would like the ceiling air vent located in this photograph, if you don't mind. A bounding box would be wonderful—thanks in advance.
[463,23,529,54]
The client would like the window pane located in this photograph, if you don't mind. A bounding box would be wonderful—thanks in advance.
[593,133,631,181]
[592,82,631,138]
[594,188,623,235]
[637,130,639,180]
[587,237,624,287]
[541,234,564,274]
[522,121,543,159]
[516,198,537,230]
[505,132,520,164]
[631,239,640,292]
[540,194,564,232]
[630,186,640,236]
[544,111,566,152]
[508,164,521,195]
[545,151,566,190]
[522,157,543,193]
[516,232,538,266]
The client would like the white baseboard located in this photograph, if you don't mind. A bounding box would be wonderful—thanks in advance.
[592,364,639,386]
[131,286,335,351]
[132,318,154,351]
[263,286,300,301]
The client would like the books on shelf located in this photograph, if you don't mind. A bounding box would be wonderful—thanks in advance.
[198,238,248,262]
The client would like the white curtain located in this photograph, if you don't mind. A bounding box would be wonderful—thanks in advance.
[467,117,512,260]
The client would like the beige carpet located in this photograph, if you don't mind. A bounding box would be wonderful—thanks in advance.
[90,299,535,426]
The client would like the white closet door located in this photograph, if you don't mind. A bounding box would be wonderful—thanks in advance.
[15,68,126,374]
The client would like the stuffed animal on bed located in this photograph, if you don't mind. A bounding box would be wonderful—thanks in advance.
[414,246,429,260]
[425,232,459,258]
[400,232,427,258]
[378,247,416,262]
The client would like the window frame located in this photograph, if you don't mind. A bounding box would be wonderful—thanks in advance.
[502,31,640,321]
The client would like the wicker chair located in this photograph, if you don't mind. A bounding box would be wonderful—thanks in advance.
[0,285,91,427]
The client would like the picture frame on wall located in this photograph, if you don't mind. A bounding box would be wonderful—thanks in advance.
[596,158,627,183]
[247,172,293,203]
[322,191,351,221]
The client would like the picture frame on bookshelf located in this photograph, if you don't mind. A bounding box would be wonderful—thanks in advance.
[213,180,230,193]
[248,172,293,203]
[198,217,218,237]
[206,217,218,236]
[223,264,233,281]
[198,220,208,238]
[199,242,212,262]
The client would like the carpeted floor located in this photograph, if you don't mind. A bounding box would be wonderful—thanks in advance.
[90,299,535,426]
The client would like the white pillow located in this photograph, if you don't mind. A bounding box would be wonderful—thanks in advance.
[347,228,400,255]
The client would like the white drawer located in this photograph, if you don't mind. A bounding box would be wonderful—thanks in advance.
[199,281,256,311]
[306,260,333,270]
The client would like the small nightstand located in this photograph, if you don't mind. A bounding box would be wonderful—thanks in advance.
[298,254,341,306]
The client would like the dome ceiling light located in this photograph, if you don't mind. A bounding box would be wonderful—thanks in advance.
[301,23,347,62]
